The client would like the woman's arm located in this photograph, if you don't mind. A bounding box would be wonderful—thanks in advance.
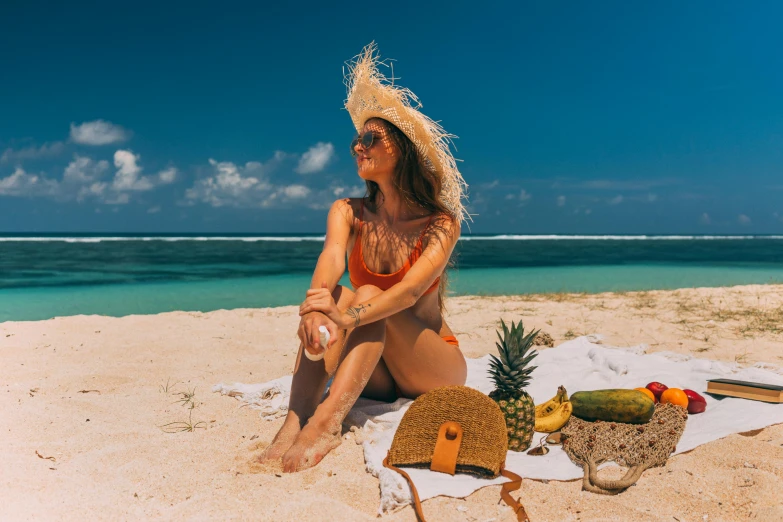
[298,199,354,352]
[309,199,353,291]
[336,214,461,328]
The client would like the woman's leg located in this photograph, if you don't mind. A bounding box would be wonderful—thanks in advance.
[257,284,356,463]
[383,308,468,398]
[360,356,399,402]
[279,286,469,472]
[281,284,388,472]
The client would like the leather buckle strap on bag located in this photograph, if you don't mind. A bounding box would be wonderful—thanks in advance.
[430,421,462,474]
[383,420,530,522]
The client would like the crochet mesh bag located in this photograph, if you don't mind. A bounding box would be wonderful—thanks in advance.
[561,403,688,494]
[383,386,530,521]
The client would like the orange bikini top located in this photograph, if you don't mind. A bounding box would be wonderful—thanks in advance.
[349,199,440,295]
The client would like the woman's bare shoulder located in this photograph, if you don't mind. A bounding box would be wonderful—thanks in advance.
[328,198,365,228]
[423,211,460,248]
[431,211,459,232]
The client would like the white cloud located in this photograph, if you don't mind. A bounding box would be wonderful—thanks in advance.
[557,195,566,207]
[295,142,334,174]
[74,151,171,204]
[77,182,108,202]
[506,189,531,203]
[185,158,270,207]
[70,120,130,145]
[647,193,658,202]
[158,167,177,184]
[700,213,711,225]
[608,195,624,205]
[564,178,680,191]
[482,180,500,189]
[0,167,58,197]
[332,185,365,197]
[281,184,310,199]
[585,208,592,215]
[348,185,365,197]
[113,150,139,182]
[738,214,751,225]
[113,150,153,191]
[147,206,161,214]
[0,157,113,203]
[186,155,356,209]
[0,152,174,205]
[1,142,65,163]
[104,193,130,205]
[64,155,110,184]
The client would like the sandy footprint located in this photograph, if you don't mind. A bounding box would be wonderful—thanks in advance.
[235,439,285,475]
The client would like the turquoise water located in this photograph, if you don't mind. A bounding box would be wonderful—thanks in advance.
[1,235,783,322]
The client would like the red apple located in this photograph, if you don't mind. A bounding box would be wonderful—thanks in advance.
[683,389,707,414]
[646,382,669,400]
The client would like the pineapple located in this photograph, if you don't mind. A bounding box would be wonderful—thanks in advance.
[488,319,539,451]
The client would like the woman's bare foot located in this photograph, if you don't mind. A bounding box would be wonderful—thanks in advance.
[281,417,342,473]
[256,414,303,464]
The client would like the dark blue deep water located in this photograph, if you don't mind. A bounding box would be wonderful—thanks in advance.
[2,234,783,322]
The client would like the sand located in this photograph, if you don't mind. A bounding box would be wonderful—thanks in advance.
[2,284,783,521]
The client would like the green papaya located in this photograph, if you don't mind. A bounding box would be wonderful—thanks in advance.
[570,389,655,424]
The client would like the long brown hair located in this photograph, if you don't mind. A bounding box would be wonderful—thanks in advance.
[362,117,457,314]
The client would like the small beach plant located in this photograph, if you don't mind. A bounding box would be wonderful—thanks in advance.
[160,387,206,433]
[160,402,207,433]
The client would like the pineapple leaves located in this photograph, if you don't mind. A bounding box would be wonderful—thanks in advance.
[489,318,540,391]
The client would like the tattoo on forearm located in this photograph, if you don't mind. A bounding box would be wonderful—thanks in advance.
[346,304,370,327]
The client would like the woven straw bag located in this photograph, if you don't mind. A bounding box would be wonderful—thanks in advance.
[383,385,530,522]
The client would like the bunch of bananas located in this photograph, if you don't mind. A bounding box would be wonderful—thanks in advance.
[534,385,573,433]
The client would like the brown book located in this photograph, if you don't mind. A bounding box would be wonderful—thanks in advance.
[706,379,783,403]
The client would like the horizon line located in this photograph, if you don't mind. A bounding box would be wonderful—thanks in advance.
[2,233,783,242]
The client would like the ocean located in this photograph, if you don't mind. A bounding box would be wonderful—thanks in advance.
[2,234,783,322]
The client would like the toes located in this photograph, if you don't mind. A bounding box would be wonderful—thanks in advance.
[310,452,324,467]
[281,452,297,473]
[257,447,276,462]
[257,451,275,464]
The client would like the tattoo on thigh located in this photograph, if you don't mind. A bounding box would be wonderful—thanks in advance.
[346,304,370,327]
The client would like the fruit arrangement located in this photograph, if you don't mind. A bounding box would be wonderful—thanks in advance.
[488,319,539,451]
[534,385,573,433]
[642,381,707,414]
[570,389,656,424]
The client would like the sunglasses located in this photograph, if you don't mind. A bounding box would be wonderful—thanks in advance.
[350,131,377,156]
[526,432,566,456]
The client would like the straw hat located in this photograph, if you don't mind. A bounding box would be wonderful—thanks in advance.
[344,42,471,223]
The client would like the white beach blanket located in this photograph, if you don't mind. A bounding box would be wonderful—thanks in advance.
[213,336,783,515]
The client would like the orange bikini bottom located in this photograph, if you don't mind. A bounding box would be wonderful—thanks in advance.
[441,335,459,347]
[393,335,460,399]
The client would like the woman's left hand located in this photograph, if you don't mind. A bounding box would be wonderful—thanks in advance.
[299,282,347,328]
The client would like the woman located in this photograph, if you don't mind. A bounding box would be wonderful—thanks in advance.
[259,44,471,473]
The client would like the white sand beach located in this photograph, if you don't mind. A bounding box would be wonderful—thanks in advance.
[2,284,783,521]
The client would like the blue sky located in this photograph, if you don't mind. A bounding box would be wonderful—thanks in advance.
[1,1,782,234]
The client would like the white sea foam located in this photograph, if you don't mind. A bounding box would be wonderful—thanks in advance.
[0,236,328,242]
[1,235,782,242]
[460,235,783,240]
